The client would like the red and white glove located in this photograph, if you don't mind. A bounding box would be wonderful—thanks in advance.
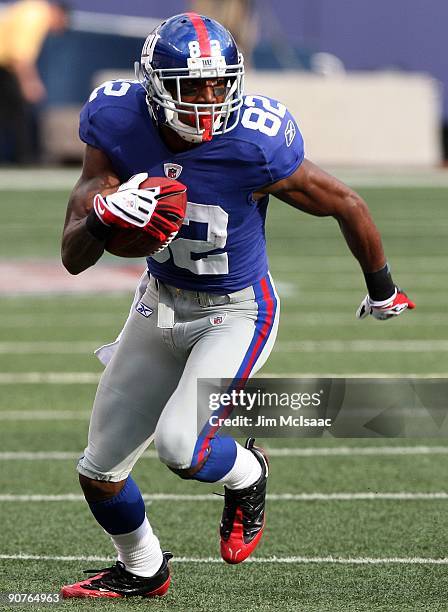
[93,173,158,230]
[356,288,416,320]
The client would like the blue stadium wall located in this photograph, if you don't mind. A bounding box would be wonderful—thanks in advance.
[38,31,144,106]
[1,0,446,117]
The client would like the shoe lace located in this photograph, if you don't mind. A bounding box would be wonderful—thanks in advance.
[79,552,173,595]
[82,562,127,590]
[221,481,265,533]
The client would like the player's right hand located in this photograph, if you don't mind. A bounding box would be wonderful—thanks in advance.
[356,288,416,320]
[92,173,158,230]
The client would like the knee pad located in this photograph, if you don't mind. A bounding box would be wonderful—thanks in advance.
[161,435,238,482]
[154,425,238,483]
[190,435,237,482]
[153,427,196,471]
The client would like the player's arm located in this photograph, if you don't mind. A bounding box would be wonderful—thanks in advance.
[258,159,385,270]
[61,145,120,275]
[62,145,186,274]
[256,159,415,319]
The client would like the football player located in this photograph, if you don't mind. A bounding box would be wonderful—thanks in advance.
[60,12,415,598]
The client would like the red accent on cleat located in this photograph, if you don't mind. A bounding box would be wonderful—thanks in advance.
[61,554,172,598]
[61,572,123,599]
[220,438,268,565]
[220,509,266,564]
[61,574,170,599]
[144,575,171,598]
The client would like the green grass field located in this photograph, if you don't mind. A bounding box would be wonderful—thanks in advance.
[0,178,447,611]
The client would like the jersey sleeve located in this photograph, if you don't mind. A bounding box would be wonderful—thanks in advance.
[79,81,141,152]
[79,100,99,149]
[263,107,304,184]
[232,96,305,191]
[79,94,120,152]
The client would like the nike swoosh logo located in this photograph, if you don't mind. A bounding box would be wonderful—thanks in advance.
[97,202,106,215]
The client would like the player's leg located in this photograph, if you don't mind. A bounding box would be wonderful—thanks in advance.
[154,274,279,563]
[62,282,185,598]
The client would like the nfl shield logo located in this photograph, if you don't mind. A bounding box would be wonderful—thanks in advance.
[210,313,227,326]
[164,163,183,180]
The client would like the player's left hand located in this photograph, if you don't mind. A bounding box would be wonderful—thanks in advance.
[356,288,416,320]
[93,173,158,230]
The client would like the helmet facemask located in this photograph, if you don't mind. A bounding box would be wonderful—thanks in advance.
[136,42,244,143]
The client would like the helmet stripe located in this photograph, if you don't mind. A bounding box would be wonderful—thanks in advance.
[185,12,211,56]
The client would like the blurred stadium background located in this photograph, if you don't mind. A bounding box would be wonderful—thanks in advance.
[1,1,448,611]
[1,0,447,165]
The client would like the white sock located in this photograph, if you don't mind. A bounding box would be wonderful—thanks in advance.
[109,516,163,577]
[217,442,262,490]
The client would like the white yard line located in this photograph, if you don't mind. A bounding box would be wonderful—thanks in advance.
[2,166,448,189]
[0,372,101,383]
[0,492,447,502]
[0,452,85,460]
[0,342,97,354]
[0,407,433,420]
[0,372,445,385]
[0,313,446,328]
[1,552,448,565]
[1,339,448,354]
[291,293,447,306]
[259,373,447,378]
[264,446,448,457]
[0,411,91,420]
[279,314,448,327]
[276,340,448,352]
[273,255,448,268]
[0,315,120,328]
[0,446,447,460]
[0,169,80,189]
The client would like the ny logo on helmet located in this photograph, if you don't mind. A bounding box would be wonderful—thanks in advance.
[164,163,183,179]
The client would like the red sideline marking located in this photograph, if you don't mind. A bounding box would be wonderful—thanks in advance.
[186,12,211,56]
[0,261,144,295]
[196,278,275,463]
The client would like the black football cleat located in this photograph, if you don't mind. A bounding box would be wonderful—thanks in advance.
[220,438,269,564]
[61,552,172,598]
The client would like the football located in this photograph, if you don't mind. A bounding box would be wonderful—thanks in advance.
[106,228,168,258]
[105,176,187,258]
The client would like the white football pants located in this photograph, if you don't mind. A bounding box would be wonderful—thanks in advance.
[77,273,279,482]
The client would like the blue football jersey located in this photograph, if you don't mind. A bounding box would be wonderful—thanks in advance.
[79,80,304,292]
